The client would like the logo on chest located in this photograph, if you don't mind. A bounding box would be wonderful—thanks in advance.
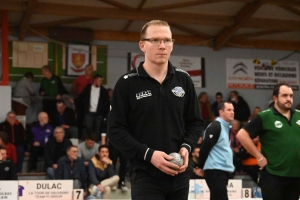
[136,90,152,100]
[172,86,185,97]
[274,120,283,128]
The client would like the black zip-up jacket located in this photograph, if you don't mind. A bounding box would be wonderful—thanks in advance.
[108,61,204,178]
[55,155,86,188]
[0,120,28,151]
[44,137,72,170]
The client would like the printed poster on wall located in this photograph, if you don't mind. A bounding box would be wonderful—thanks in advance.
[67,44,90,76]
[129,53,204,87]
[227,58,299,90]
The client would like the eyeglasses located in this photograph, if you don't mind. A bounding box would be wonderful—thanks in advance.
[142,38,175,46]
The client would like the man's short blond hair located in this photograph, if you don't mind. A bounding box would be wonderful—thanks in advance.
[140,20,171,40]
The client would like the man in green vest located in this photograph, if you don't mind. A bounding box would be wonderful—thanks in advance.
[237,83,300,200]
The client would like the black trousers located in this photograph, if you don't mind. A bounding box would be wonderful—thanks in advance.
[109,142,128,185]
[130,169,189,200]
[259,169,300,200]
[28,146,44,171]
[204,169,230,200]
[243,165,259,184]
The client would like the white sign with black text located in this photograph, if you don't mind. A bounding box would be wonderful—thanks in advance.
[0,181,19,200]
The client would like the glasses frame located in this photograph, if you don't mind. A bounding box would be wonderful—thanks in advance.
[142,38,175,46]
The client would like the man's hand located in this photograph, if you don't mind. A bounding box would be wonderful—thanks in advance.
[101,157,111,165]
[84,161,89,166]
[97,184,105,193]
[24,152,30,156]
[53,164,58,169]
[194,168,204,177]
[257,156,268,170]
[33,142,40,146]
[61,124,69,129]
[178,148,189,173]
[150,151,179,176]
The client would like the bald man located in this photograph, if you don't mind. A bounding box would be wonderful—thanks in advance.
[28,112,54,172]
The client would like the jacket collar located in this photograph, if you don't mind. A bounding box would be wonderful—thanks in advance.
[136,61,175,78]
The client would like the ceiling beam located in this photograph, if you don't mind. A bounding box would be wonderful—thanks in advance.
[169,23,212,39]
[232,30,290,39]
[32,2,233,26]
[246,18,300,31]
[278,5,300,17]
[228,38,300,51]
[213,0,266,50]
[30,17,98,28]
[19,0,38,41]
[122,0,147,31]
[98,0,136,11]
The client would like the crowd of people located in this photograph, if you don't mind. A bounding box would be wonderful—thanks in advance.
[1,19,300,200]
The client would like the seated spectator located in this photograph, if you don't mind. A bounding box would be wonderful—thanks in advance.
[198,92,212,128]
[0,131,17,163]
[0,146,17,180]
[188,144,203,179]
[56,145,85,189]
[0,111,28,172]
[249,106,261,121]
[12,72,36,115]
[211,92,223,120]
[88,145,119,199]
[78,134,99,166]
[230,120,242,172]
[49,100,78,145]
[28,112,53,172]
[39,65,68,114]
[44,126,72,179]
[240,136,261,184]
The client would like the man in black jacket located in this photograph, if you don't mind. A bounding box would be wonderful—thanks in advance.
[107,20,204,200]
[74,74,110,143]
[0,111,28,172]
[49,100,78,145]
[0,146,17,180]
[56,145,85,189]
[44,126,72,179]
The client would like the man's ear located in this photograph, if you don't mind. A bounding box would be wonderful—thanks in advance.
[139,41,146,53]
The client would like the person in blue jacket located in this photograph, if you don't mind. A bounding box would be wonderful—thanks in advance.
[197,101,235,200]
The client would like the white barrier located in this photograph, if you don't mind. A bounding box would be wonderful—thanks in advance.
[0,181,19,200]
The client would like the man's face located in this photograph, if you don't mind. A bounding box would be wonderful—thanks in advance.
[216,95,223,103]
[200,94,208,103]
[94,77,103,87]
[274,85,293,111]
[139,25,173,66]
[192,148,200,159]
[56,103,66,114]
[220,102,234,122]
[0,149,7,161]
[38,112,49,125]
[54,129,64,141]
[85,65,93,76]
[6,113,16,125]
[98,147,109,159]
[85,139,95,149]
[67,147,78,160]
[230,93,237,102]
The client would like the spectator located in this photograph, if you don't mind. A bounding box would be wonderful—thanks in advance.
[249,106,261,121]
[0,131,17,163]
[74,74,110,143]
[72,64,94,96]
[39,65,68,114]
[230,120,242,172]
[188,144,203,179]
[44,126,72,179]
[28,112,53,172]
[229,90,250,126]
[88,145,119,199]
[56,145,86,189]
[240,137,261,184]
[78,134,100,166]
[198,92,212,127]
[0,111,28,172]
[49,100,78,145]
[211,92,223,119]
[0,146,17,180]
[12,72,36,115]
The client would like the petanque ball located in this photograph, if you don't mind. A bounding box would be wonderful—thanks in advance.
[168,152,184,167]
